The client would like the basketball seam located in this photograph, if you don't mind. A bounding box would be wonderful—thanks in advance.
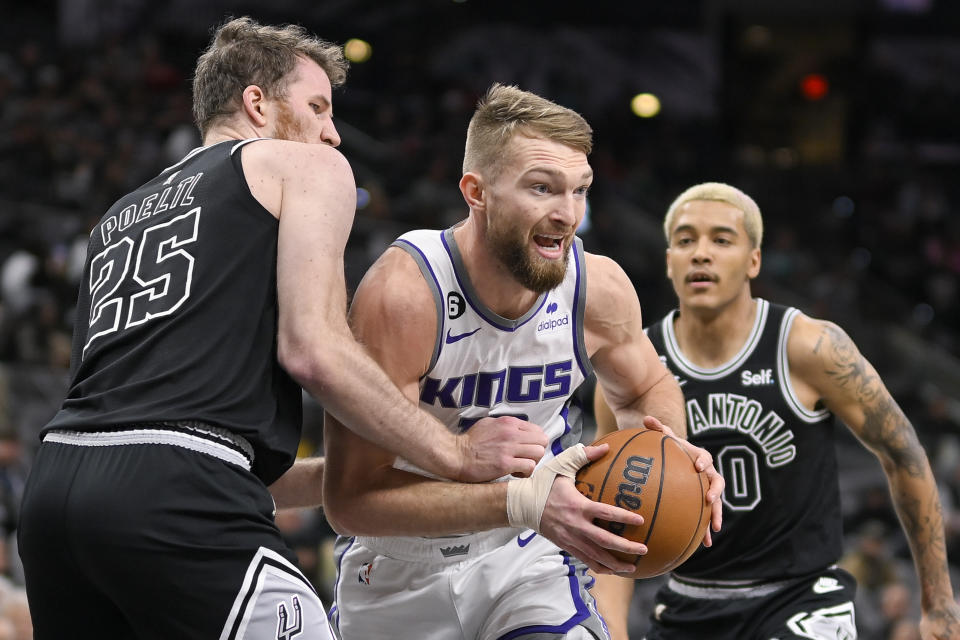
[596,430,647,506]
[642,435,668,546]
[675,443,709,566]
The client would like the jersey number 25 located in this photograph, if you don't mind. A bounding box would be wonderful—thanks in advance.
[83,208,200,359]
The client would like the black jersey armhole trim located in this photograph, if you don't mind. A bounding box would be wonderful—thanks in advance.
[229,138,282,226]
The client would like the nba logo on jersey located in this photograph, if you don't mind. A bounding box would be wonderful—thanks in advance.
[358,562,373,585]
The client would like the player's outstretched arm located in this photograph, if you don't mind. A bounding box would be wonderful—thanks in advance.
[789,314,960,638]
[264,142,536,483]
[268,457,324,509]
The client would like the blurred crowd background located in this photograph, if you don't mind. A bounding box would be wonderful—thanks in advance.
[1,0,959,637]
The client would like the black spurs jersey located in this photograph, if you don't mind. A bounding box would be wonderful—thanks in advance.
[648,299,844,582]
[45,140,301,484]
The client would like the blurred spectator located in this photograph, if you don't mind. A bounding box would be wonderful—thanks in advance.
[877,582,917,640]
[845,485,906,552]
[0,589,30,640]
[888,618,922,640]
[840,520,902,593]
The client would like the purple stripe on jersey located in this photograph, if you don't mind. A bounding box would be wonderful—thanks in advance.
[329,536,357,626]
[550,406,571,457]
[440,231,547,332]
[496,553,590,639]
[394,237,445,363]
[571,240,590,377]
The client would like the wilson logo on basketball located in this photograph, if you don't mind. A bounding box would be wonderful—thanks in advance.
[609,455,654,535]
[575,428,710,580]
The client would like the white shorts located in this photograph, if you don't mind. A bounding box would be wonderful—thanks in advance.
[331,528,609,640]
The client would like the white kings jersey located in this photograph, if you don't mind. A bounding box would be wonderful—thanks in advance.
[392,227,593,480]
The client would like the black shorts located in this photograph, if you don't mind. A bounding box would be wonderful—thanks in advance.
[18,429,334,640]
[644,567,857,640]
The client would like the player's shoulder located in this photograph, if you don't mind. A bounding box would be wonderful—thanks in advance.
[583,251,638,309]
[786,310,857,372]
[352,244,435,321]
[241,138,352,179]
[583,251,632,291]
[582,251,645,344]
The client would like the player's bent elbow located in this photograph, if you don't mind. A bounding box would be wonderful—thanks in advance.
[277,337,339,397]
[321,491,368,536]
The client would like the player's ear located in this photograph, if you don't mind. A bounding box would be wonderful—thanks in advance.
[459,172,485,211]
[665,248,673,279]
[242,85,268,127]
[747,247,761,279]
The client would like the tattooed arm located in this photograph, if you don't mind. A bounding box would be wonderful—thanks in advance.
[788,314,960,639]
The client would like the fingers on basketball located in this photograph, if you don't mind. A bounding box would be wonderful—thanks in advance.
[574,427,712,580]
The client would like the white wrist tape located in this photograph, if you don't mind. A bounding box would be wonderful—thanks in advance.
[506,443,588,532]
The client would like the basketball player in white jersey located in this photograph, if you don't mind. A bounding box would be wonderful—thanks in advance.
[321,84,724,640]
[591,183,960,639]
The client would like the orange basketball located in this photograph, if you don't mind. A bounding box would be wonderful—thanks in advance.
[575,427,710,579]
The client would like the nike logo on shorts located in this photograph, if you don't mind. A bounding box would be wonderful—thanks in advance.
[517,532,537,547]
[812,576,844,593]
[445,327,481,344]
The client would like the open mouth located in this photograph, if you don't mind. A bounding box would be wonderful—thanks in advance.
[686,271,716,284]
[533,234,564,256]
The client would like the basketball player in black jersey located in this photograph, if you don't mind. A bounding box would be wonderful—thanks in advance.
[16,17,550,640]
[591,183,960,639]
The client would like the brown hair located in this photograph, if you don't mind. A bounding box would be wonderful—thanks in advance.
[463,83,593,178]
[192,16,348,138]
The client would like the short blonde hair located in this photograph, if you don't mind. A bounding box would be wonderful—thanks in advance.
[192,16,348,138]
[663,182,764,248]
[463,83,592,178]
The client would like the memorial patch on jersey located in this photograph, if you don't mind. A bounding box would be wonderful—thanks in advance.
[446,291,466,319]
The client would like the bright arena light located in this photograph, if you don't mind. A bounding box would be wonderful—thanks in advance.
[631,93,661,118]
[344,38,372,63]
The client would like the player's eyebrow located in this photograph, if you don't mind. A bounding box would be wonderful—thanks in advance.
[672,224,739,236]
[524,166,594,181]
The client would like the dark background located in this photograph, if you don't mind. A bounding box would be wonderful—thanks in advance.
[1,1,959,637]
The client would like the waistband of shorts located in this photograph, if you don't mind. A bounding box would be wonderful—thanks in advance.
[43,421,254,471]
[355,526,527,563]
[666,571,818,600]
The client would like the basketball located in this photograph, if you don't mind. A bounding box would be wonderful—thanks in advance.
[575,427,710,579]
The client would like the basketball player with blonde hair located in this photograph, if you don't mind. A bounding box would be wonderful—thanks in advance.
[592,182,960,639]
[322,85,724,639]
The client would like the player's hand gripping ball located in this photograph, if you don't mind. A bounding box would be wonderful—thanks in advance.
[575,427,711,579]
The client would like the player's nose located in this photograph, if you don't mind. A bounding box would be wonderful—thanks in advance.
[322,121,341,147]
[551,194,579,228]
[691,237,712,262]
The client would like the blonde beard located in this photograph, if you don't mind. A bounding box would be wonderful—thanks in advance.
[487,219,569,293]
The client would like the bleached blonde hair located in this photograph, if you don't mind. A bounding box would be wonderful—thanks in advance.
[663,182,764,248]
